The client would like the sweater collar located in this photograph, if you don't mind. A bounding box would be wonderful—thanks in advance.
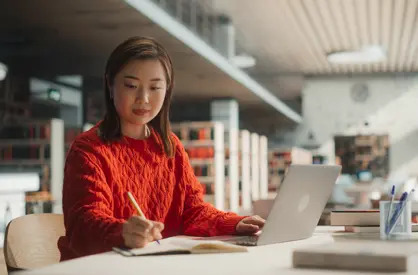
[122,128,165,164]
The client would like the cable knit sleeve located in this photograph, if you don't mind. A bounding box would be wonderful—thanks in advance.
[174,135,245,236]
[61,141,125,257]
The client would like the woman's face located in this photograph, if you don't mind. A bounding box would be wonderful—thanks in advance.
[110,59,167,127]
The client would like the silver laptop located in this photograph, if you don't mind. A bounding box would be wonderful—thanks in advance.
[215,164,341,246]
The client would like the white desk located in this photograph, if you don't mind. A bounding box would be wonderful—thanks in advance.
[18,227,418,275]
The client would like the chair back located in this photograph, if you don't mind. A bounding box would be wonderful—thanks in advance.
[4,213,64,272]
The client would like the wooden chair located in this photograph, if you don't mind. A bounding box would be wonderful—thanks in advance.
[3,213,65,273]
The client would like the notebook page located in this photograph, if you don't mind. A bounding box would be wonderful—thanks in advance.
[168,238,228,248]
[168,238,248,251]
[115,237,247,256]
[127,237,213,255]
[128,240,186,256]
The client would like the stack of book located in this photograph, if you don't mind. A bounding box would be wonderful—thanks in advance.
[330,209,418,233]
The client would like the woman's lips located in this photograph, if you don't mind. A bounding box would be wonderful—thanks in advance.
[132,109,150,116]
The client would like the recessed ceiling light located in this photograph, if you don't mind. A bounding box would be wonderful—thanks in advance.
[0,62,8,81]
[327,45,386,64]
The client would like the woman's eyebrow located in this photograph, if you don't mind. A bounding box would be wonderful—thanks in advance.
[124,76,163,82]
[150,78,163,82]
[124,75,139,80]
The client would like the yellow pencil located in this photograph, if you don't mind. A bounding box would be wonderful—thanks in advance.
[127,191,160,244]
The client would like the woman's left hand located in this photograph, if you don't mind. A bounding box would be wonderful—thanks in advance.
[236,215,265,235]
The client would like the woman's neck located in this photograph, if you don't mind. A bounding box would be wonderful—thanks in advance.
[121,122,150,140]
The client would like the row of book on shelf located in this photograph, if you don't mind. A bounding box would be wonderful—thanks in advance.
[0,119,272,215]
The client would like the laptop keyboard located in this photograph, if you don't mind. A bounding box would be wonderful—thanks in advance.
[226,235,259,246]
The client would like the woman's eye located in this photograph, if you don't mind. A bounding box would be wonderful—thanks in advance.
[124,83,136,89]
[151,87,162,91]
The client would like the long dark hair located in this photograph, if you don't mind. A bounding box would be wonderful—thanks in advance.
[99,36,175,157]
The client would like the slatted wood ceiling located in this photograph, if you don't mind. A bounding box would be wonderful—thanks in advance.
[212,0,418,74]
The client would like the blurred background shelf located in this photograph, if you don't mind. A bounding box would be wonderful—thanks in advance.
[268,147,313,192]
[172,121,226,210]
[0,119,89,216]
[171,121,269,213]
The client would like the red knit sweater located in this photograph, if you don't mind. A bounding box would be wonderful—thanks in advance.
[58,124,244,261]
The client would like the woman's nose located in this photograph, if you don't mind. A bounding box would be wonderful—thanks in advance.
[136,89,149,103]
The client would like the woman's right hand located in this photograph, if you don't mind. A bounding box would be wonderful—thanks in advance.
[122,216,164,248]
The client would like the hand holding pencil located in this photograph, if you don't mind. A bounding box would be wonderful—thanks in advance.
[122,192,164,248]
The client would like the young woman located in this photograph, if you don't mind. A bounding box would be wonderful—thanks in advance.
[58,36,265,261]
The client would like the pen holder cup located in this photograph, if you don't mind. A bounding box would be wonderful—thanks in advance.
[380,200,412,240]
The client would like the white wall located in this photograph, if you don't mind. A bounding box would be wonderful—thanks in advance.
[295,75,418,179]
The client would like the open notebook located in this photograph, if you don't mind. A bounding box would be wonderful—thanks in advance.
[112,237,248,256]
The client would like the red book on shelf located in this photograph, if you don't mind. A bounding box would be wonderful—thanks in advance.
[208,147,214,158]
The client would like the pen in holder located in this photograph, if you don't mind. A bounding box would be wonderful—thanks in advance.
[380,200,412,240]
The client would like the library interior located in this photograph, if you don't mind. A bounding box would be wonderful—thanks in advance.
[2,0,418,274]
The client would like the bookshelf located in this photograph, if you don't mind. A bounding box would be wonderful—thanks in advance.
[259,135,269,199]
[235,131,269,213]
[268,147,312,191]
[335,134,389,178]
[0,100,30,122]
[313,154,327,164]
[0,119,64,213]
[239,130,251,212]
[251,133,260,201]
[171,122,267,213]
[0,117,266,216]
[0,120,93,214]
[171,121,226,211]
[64,126,83,152]
[228,128,239,213]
